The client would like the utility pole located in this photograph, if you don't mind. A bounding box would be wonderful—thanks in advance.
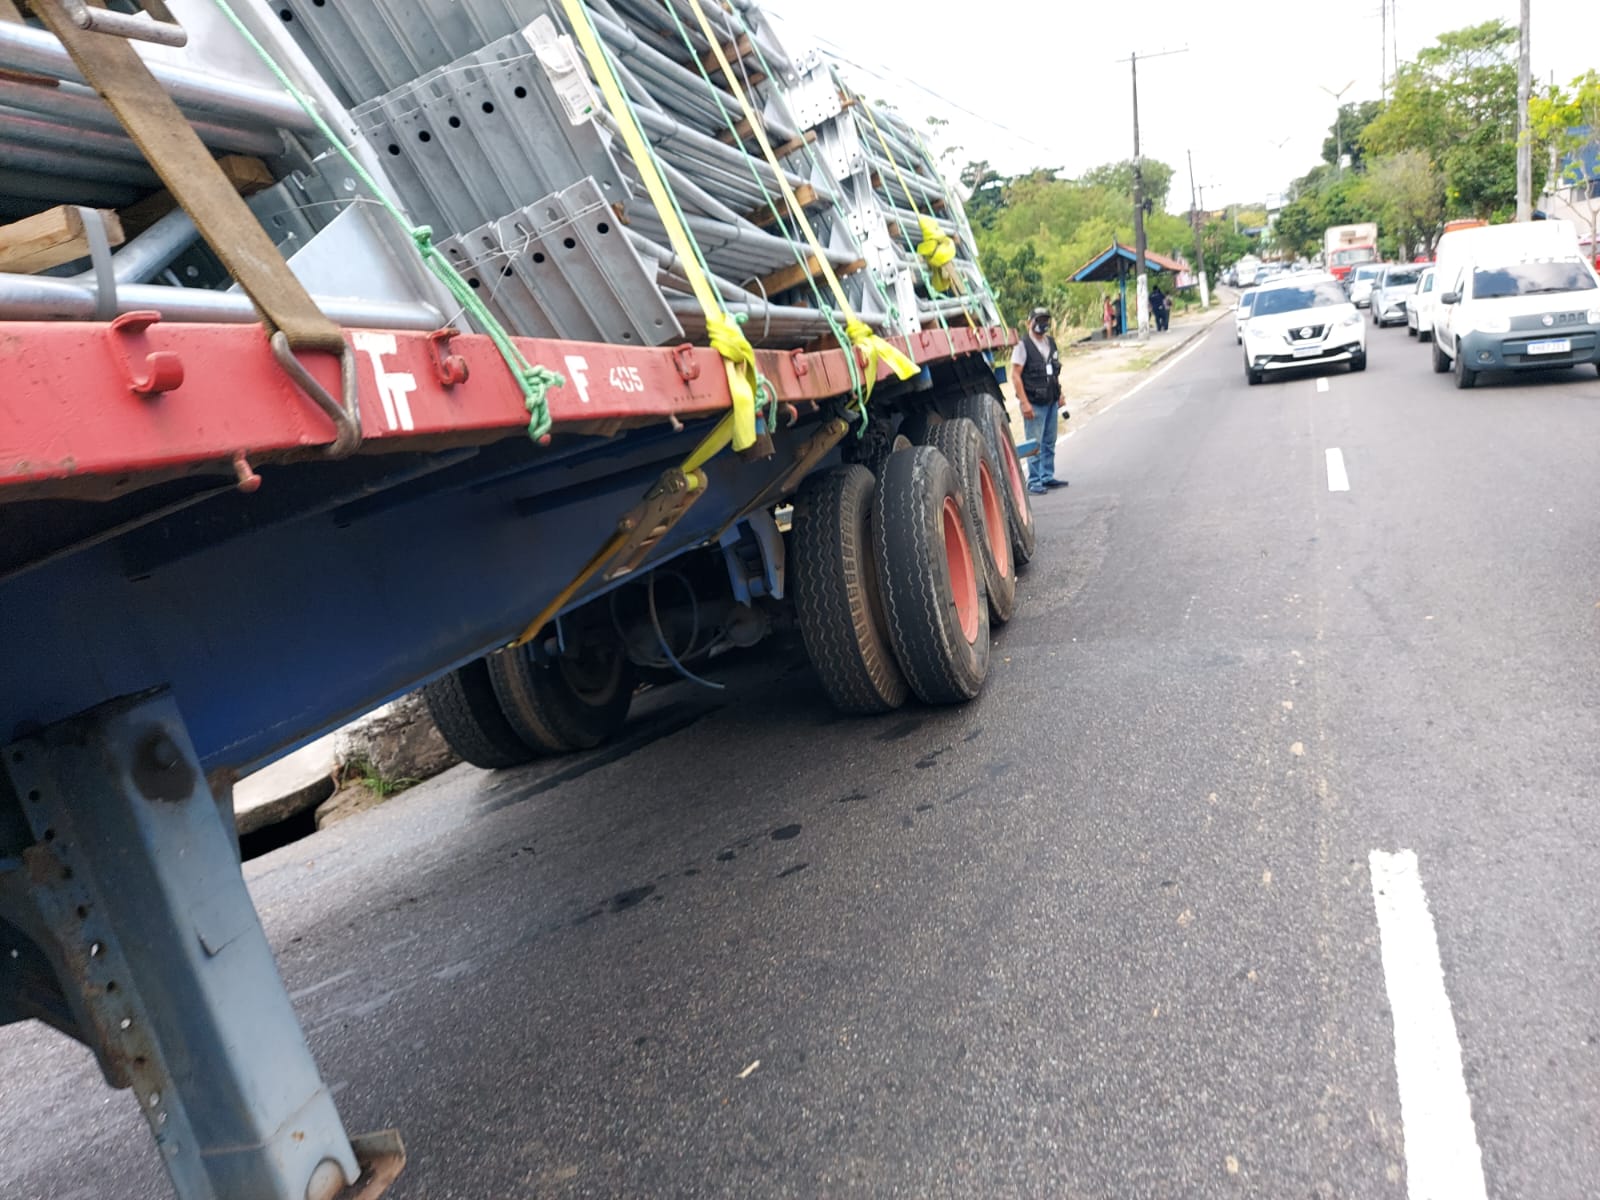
[1516,0,1532,221]
[1187,148,1210,309]
[1381,0,1388,101]
[1119,46,1187,341]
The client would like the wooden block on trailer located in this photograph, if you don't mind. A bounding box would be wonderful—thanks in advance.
[118,154,276,236]
[758,254,865,296]
[746,182,818,229]
[0,204,126,274]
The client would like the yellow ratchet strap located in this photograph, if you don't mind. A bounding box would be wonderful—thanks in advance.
[559,0,760,452]
[858,99,958,295]
[685,0,918,398]
[510,411,736,646]
[915,215,959,294]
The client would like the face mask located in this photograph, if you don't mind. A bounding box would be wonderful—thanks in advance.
[1032,320,1049,336]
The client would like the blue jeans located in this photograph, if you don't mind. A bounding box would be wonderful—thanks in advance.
[1023,400,1059,489]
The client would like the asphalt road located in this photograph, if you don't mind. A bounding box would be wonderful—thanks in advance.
[6,317,1600,1199]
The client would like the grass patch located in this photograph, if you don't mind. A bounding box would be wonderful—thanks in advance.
[339,755,419,799]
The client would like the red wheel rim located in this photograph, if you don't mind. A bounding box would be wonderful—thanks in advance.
[977,457,1011,579]
[941,495,980,643]
[1002,425,1027,515]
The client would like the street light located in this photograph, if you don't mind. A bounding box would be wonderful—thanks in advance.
[1320,80,1356,176]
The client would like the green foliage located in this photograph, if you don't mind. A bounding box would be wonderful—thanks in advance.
[967,158,1204,331]
[1531,70,1600,251]
[1274,173,1377,260]
[1362,150,1447,258]
[1361,20,1524,220]
[1078,159,1176,210]
[1272,17,1562,256]
[342,755,418,799]
[1321,100,1385,171]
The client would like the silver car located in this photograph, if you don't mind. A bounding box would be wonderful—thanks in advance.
[1370,265,1423,327]
[1347,263,1385,308]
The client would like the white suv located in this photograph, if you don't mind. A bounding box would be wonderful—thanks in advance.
[1242,274,1367,385]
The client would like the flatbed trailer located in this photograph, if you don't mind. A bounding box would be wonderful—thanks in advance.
[0,4,1037,1197]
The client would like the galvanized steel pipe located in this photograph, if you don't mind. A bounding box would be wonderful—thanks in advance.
[0,77,284,158]
[0,272,443,329]
[0,20,317,134]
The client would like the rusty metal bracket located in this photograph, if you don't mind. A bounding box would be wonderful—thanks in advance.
[719,416,849,537]
[269,331,362,459]
[107,310,184,397]
[338,1130,407,1200]
[427,328,469,387]
[669,343,702,382]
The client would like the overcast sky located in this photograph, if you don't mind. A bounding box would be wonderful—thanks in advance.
[765,0,1594,212]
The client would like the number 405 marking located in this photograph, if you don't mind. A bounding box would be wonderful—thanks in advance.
[608,365,645,393]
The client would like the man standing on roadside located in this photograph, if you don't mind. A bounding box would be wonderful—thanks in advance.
[1008,306,1068,495]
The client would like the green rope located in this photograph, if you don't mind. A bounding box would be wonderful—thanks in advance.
[657,0,867,430]
[210,0,563,442]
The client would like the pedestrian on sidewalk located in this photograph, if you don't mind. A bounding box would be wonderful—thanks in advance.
[1151,284,1171,332]
[1008,306,1068,494]
[1102,293,1116,341]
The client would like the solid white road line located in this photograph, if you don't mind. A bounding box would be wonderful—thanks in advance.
[1325,448,1350,492]
[1369,850,1489,1200]
[1054,322,1223,448]
[1316,376,1330,393]
[1120,327,1215,404]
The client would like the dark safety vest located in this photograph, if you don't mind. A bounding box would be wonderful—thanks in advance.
[1019,334,1061,406]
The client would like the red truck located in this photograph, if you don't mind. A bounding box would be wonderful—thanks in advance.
[1323,223,1380,281]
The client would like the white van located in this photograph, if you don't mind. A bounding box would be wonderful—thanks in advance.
[1431,241,1600,388]
[1429,220,1584,338]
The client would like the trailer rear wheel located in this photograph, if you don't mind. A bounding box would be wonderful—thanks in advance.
[792,465,910,714]
[874,446,991,704]
[924,417,1017,624]
[488,638,636,753]
[423,659,542,769]
[953,391,1035,568]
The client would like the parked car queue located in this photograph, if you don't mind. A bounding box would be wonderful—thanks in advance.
[1230,222,1600,389]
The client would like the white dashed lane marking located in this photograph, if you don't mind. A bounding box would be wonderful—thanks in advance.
[1369,850,1489,1200]
[1316,376,1330,393]
[1325,448,1350,492]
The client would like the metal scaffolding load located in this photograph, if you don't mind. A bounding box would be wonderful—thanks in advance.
[0,0,1000,351]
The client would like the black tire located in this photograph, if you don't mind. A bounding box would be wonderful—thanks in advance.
[1432,339,1451,373]
[1349,350,1367,373]
[1454,351,1477,390]
[488,638,635,753]
[1420,324,1433,343]
[857,432,911,480]
[952,390,1035,569]
[423,658,540,770]
[1407,322,1418,338]
[925,417,1017,625]
[791,465,910,715]
[874,446,990,705]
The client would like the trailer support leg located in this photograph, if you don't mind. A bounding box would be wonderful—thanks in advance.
[0,689,400,1200]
